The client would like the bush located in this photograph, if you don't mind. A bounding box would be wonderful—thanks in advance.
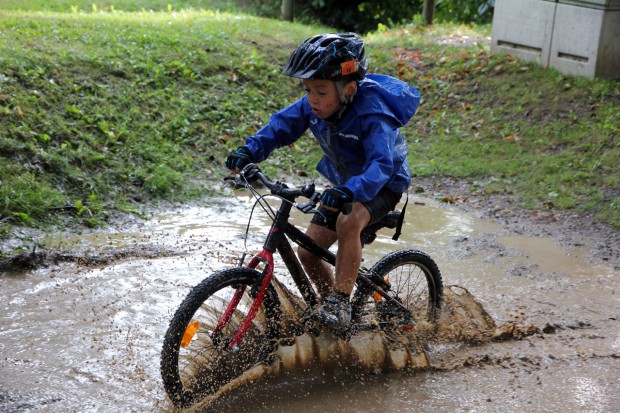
[435,0,495,24]
[275,0,495,32]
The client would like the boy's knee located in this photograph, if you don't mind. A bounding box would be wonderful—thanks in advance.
[335,214,353,233]
[336,208,368,234]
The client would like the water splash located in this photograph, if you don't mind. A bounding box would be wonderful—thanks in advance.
[190,283,502,409]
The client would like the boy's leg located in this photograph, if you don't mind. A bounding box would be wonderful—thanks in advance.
[317,189,399,331]
[315,202,370,331]
[298,223,338,297]
[333,202,371,294]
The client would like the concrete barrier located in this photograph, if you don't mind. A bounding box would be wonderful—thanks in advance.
[491,0,557,67]
[491,0,620,79]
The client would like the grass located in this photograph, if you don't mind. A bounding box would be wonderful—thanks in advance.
[369,25,619,225]
[0,1,619,240]
[0,3,320,230]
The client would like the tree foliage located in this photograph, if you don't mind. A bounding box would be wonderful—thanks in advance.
[435,0,495,24]
[306,0,424,33]
[247,0,494,33]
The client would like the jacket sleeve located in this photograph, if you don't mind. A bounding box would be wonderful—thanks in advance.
[342,115,405,202]
[244,97,310,162]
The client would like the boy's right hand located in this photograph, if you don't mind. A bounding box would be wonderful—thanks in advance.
[321,186,353,212]
[226,146,253,172]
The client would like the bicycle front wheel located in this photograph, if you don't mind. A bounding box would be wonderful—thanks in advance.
[161,267,281,408]
[352,249,443,326]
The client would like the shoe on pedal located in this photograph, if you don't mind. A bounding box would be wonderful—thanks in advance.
[316,292,352,333]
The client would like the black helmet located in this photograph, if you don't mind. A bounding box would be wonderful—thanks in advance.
[282,33,368,81]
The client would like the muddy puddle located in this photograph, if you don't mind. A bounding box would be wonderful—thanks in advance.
[1,193,618,412]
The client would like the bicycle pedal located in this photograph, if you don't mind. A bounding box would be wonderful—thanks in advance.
[303,317,322,337]
[333,328,351,341]
[319,323,351,341]
[308,325,321,337]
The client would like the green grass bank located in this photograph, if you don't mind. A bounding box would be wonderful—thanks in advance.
[1,1,619,251]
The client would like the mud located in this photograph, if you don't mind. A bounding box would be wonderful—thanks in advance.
[1,185,619,412]
[414,176,620,268]
[2,177,619,272]
[0,244,181,274]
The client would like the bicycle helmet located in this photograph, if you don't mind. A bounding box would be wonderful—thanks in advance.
[282,33,368,81]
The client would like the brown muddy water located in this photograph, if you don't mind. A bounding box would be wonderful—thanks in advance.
[1,194,618,413]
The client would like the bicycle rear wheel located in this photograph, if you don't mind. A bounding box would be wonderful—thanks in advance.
[161,267,281,408]
[352,249,443,328]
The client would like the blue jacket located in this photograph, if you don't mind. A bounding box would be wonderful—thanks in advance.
[244,74,421,202]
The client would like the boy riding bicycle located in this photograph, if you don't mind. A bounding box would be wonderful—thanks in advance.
[226,33,420,333]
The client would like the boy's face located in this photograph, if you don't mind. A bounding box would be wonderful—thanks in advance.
[302,79,343,120]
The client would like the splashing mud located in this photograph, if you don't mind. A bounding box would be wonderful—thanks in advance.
[1,195,618,412]
[186,283,507,411]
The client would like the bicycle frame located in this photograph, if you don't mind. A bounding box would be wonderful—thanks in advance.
[215,172,411,349]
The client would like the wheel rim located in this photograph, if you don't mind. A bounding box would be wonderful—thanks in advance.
[162,271,279,407]
[177,285,270,396]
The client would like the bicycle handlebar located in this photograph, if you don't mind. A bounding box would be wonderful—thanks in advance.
[226,164,355,216]
[225,163,321,213]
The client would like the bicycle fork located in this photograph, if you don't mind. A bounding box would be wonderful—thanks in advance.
[210,249,274,351]
[212,198,296,351]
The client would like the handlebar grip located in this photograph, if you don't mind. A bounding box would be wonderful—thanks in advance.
[341,203,353,215]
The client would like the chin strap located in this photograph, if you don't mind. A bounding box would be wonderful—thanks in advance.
[335,80,357,105]
[330,80,357,123]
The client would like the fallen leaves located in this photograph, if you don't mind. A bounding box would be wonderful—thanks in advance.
[534,211,559,222]
[493,323,541,341]
[440,190,465,204]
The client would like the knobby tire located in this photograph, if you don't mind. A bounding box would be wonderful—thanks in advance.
[352,249,443,327]
[160,267,281,408]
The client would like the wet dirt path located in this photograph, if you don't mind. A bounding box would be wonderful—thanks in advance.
[1,194,618,412]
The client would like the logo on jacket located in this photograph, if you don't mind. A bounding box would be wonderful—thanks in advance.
[338,132,359,140]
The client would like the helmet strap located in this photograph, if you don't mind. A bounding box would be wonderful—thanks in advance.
[335,80,357,105]
[332,80,357,122]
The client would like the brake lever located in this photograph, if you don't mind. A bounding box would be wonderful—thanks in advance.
[240,163,260,182]
[224,175,248,189]
[307,209,326,220]
[295,192,322,214]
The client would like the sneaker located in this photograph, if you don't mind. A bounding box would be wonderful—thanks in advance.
[316,293,352,332]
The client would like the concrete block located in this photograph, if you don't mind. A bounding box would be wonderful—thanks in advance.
[558,0,620,10]
[550,4,620,78]
[491,0,557,67]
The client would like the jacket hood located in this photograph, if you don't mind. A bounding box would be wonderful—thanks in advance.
[354,74,420,126]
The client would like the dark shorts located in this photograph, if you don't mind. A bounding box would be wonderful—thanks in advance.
[311,187,403,232]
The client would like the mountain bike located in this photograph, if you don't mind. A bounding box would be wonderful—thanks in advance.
[160,164,443,408]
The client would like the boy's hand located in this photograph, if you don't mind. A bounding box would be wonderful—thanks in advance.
[226,146,253,172]
[321,187,353,212]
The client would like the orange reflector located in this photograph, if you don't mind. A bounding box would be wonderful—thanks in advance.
[373,277,389,302]
[400,324,414,331]
[181,320,200,348]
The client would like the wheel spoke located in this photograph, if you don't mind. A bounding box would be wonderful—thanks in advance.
[353,250,443,328]
[161,268,280,408]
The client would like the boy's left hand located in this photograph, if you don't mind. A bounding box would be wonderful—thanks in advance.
[321,187,353,212]
[226,146,253,172]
